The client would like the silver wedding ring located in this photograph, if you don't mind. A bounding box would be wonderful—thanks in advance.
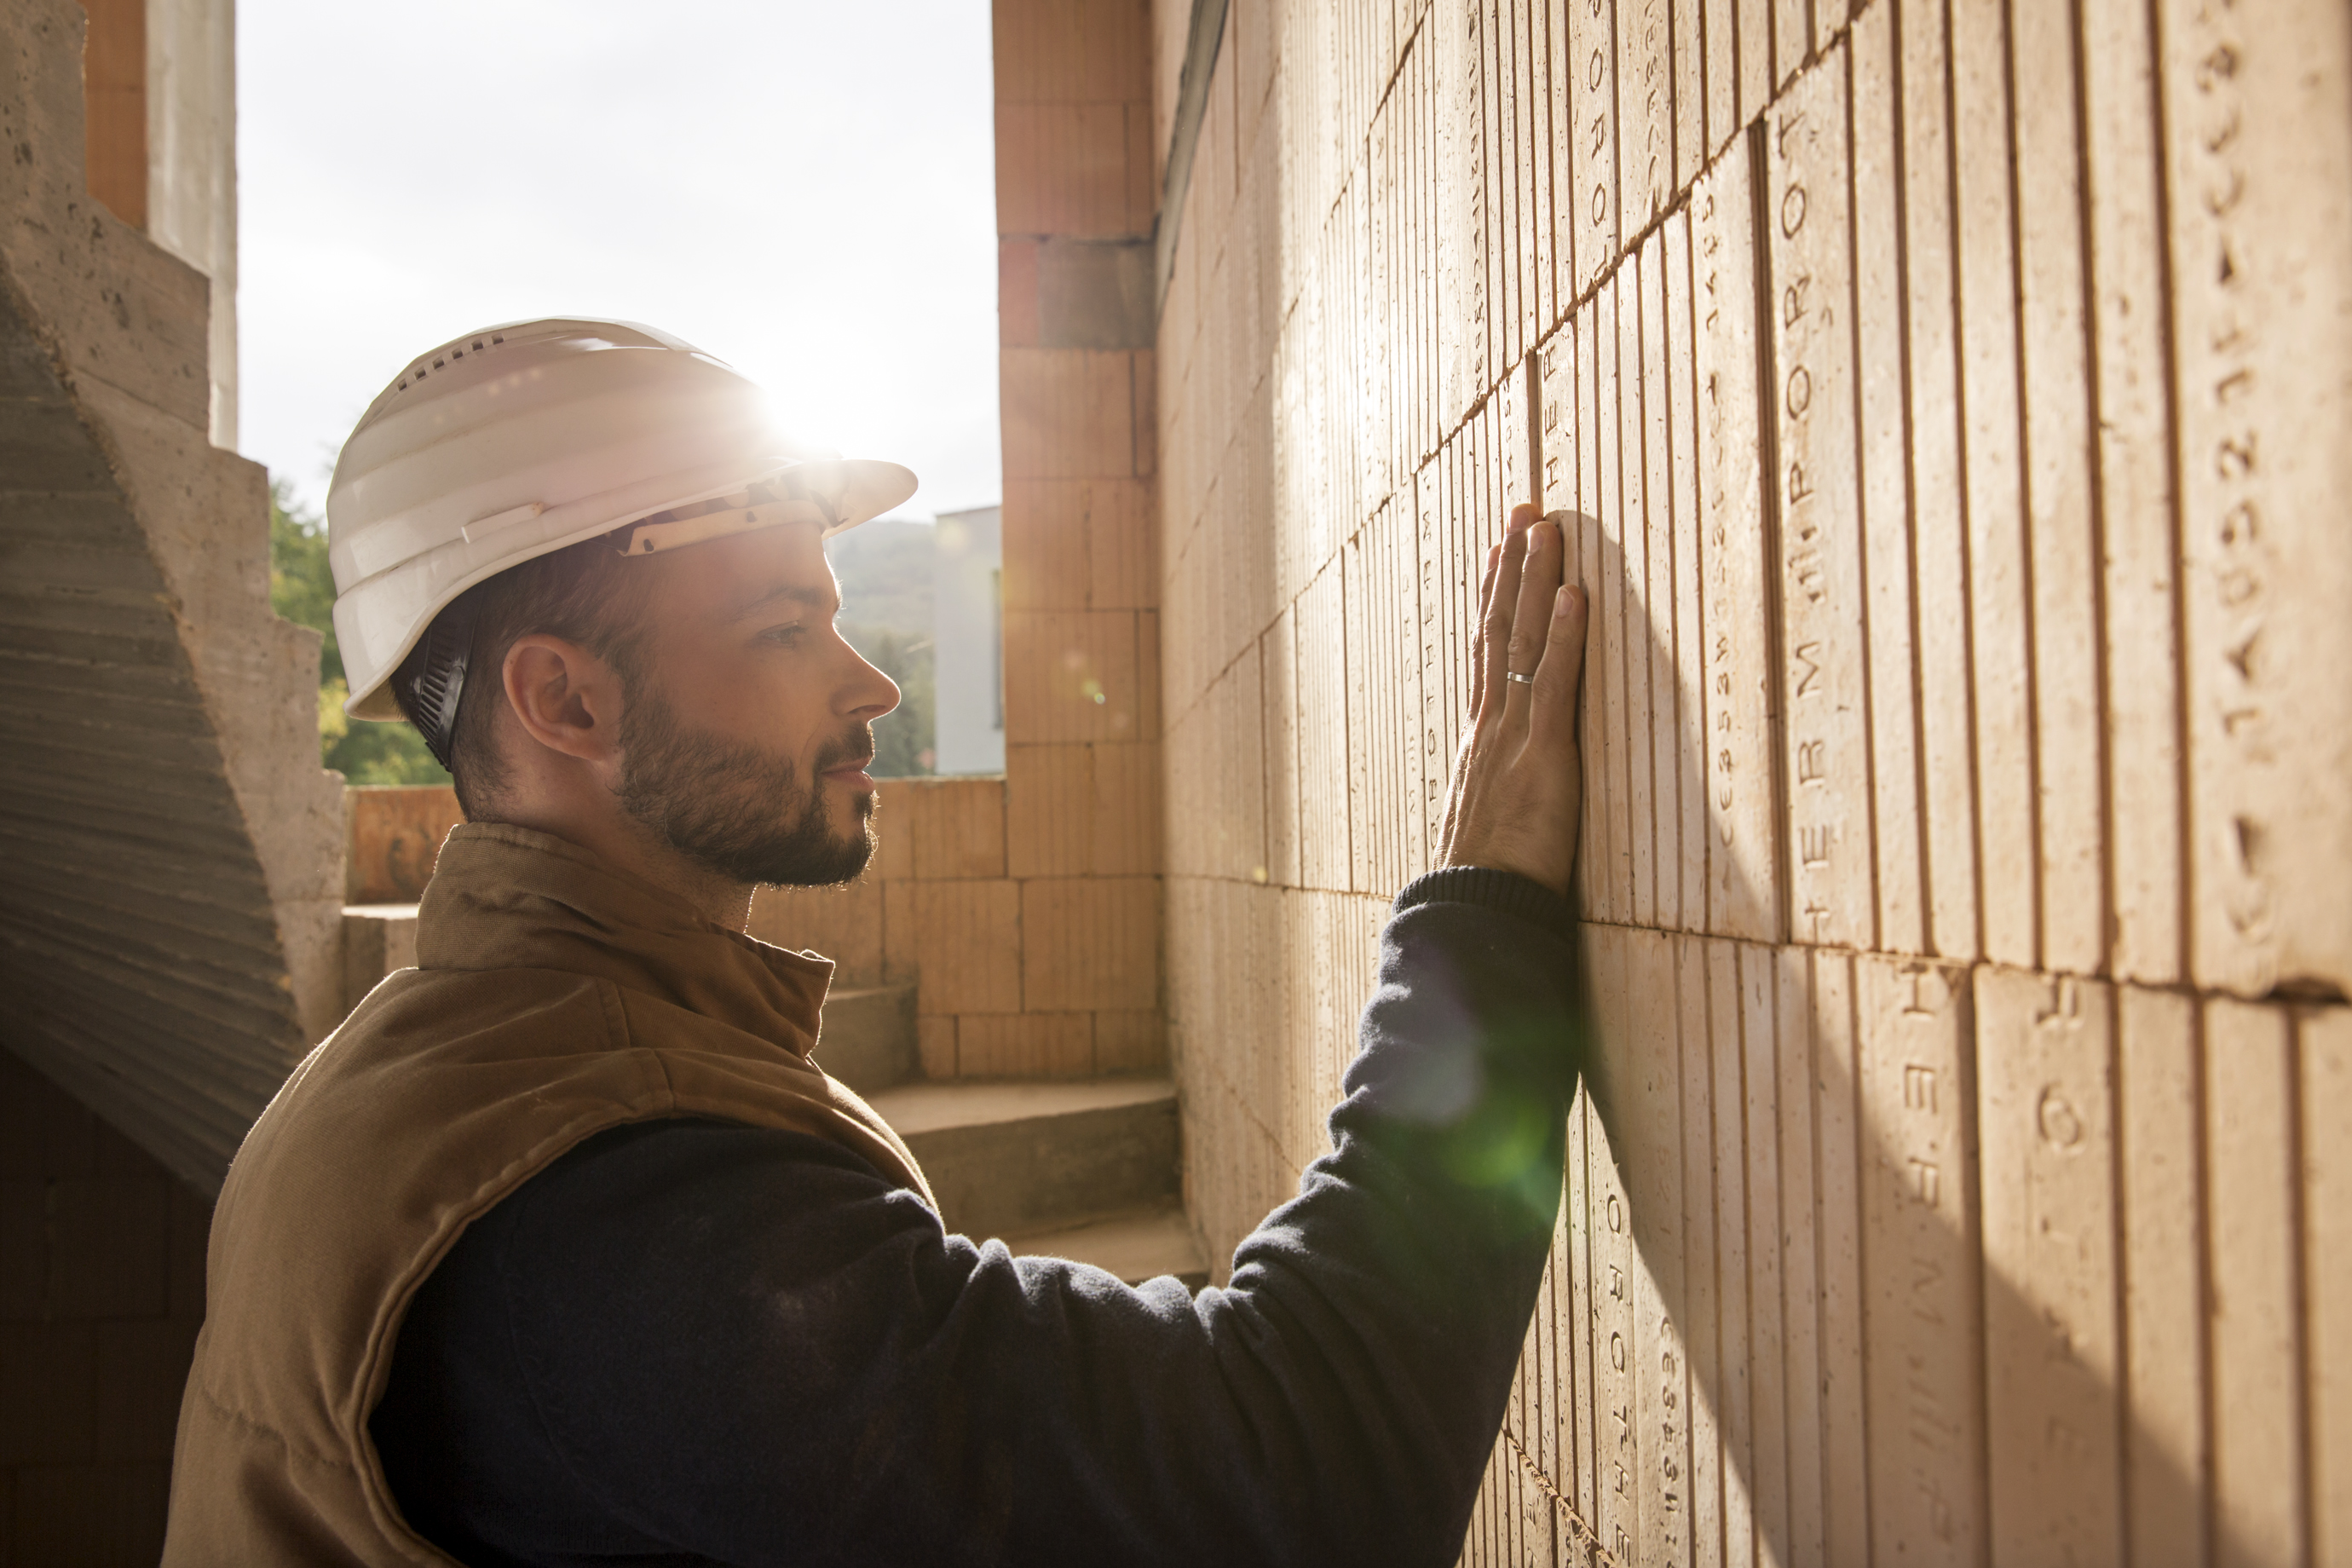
[1504,670,1536,684]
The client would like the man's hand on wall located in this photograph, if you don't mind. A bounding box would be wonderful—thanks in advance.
[1436,504,1589,897]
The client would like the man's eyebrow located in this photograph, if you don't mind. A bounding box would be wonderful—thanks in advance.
[731,582,839,620]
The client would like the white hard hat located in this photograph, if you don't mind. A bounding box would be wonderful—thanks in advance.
[326,317,917,721]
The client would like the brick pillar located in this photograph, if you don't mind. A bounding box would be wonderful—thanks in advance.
[987,0,1164,1075]
[78,0,145,229]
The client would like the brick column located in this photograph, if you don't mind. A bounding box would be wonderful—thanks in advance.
[987,0,1163,1075]
[78,0,145,229]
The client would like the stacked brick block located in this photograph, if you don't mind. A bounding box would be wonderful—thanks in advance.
[0,1052,209,1565]
[750,777,1163,1078]
[1148,0,2352,1561]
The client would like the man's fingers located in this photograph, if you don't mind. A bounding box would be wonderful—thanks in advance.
[1469,543,1501,721]
[1530,581,1591,747]
[1500,517,1564,731]
[1479,534,1526,725]
[1479,506,1537,724]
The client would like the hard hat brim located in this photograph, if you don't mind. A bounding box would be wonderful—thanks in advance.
[339,455,917,722]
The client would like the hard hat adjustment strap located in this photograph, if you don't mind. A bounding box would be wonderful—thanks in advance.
[607,480,833,557]
[404,596,479,770]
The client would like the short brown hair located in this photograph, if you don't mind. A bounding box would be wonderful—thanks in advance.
[390,534,654,820]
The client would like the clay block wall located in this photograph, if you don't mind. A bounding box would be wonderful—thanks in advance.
[344,786,466,904]
[1151,0,2352,1562]
[0,1050,209,1566]
[752,778,1163,1078]
[346,774,1165,1081]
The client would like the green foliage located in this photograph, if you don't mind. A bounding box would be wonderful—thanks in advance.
[268,481,453,786]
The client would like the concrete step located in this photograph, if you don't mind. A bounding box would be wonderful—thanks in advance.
[1005,1200,1209,1288]
[814,985,916,1094]
[342,903,419,1015]
[865,1076,1180,1243]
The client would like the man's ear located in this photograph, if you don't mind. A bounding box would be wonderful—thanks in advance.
[501,634,625,766]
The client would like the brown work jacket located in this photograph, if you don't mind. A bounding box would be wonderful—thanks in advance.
[161,823,931,1566]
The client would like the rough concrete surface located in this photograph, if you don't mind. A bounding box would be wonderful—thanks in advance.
[0,0,343,1196]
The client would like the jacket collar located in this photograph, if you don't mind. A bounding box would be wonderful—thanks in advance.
[413,822,833,1055]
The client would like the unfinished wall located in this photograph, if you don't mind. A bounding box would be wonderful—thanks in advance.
[1,0,345,1197]
[749,775,1160,1079]
[0,1051,209,1567]
[1154,0,2352,1562]
[333,0,1172,1085]
[143,0,240,447]
[756,0,1168,1083]
[77,0,239,447]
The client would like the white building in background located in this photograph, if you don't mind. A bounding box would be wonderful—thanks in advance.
[931,504,1004,775]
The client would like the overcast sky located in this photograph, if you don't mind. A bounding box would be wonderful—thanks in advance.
[237,0,1000,524]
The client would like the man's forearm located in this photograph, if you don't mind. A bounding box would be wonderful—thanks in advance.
[1204,870,1582,1559]
[966,870,1583,1565]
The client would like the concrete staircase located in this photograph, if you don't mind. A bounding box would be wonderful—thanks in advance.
[343,921,1206,1287]
[822,989,1203,1285]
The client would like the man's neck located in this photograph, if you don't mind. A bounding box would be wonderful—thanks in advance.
[471,804,755,931]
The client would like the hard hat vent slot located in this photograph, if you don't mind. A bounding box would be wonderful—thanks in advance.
[393,335,509,394]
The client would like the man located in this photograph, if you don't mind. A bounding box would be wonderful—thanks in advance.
[164,319,1590,1566]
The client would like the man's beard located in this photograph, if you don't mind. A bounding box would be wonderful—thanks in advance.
[614,683,875,889]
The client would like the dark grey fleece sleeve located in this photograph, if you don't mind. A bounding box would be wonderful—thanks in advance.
[372,869,1582,1568]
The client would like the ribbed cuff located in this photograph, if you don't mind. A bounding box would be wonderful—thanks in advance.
[1392,867,1576,936]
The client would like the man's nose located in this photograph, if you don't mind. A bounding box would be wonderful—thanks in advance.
[842,644,901,719]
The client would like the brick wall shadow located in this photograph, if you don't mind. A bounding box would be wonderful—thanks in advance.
[1,1047,208,1566]
[1561,514,2268,1564]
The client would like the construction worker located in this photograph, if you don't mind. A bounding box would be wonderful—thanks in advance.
[163,320,1589,1566]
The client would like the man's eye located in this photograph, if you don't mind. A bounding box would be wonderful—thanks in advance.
[763,623,805,646]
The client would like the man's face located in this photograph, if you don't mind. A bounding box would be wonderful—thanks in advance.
[610,522,899,888]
